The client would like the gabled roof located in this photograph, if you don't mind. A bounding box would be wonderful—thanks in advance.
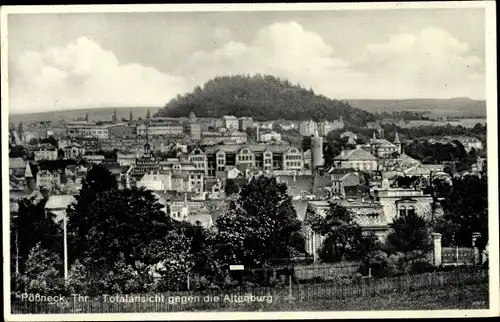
[9,158,26,169]
[204,143,294,154]
[45,195,76,210]
[377,141,397,148]
[334,148,378,161]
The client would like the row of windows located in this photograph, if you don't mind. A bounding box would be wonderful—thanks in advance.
[399,206,416,217]
[285,155,302,160]
[190,156,205,162]
[286,161,302,167]
[238,155,253,161]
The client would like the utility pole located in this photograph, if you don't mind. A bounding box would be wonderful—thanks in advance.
[63,214,68,282]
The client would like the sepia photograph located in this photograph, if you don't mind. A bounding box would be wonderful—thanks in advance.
[1,2,498,320]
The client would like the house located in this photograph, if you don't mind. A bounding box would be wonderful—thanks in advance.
[340,131,358,140]
[304,199,388,258]
[63,143,86,159]
[227,167,244,179]
[117,152,137,166]
[299,120,317,137]
[222,115,239,131]
[188,147,208,175]
[333,147,378,171]
[83,155,105,164]
[203,143,304,176]
[330,171,362,197]
[260,131,282,142]
[136,123,184,137]
[238,117,253,131]
[45,195,76,223]
[9,158,27,176]
[36,169,61,190]
[34,148,58,161]
[373,178,435,224]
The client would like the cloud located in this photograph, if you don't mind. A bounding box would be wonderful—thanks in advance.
[10,23,485,114]
[9,37,189,113]
[187,21,355,94]
[361,27,484,99]
[187,23,485,100]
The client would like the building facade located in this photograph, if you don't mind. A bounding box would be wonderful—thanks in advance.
[222,115,239,131]
[136,124,184,137]
[34,148,58,161]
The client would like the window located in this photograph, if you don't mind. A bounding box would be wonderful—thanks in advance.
[399,206,406,217]
[407,206,416,217]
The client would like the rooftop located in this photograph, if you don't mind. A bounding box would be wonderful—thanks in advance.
[334,148,378,161]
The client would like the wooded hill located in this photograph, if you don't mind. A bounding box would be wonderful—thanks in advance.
[156,74,376,126]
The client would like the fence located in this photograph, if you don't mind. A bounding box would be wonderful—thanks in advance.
[11,267,488,314]
[245,261,361,282]
[442,247,475,266]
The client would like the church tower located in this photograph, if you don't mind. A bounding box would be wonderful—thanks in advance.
[112,109,117,123]
[394,132,402,154]
[311,129,324,171]
[24,162,35,191]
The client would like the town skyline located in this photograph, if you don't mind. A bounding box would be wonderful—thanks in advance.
[6,6,487,114]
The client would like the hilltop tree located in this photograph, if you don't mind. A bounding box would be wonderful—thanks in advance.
[214,175,305,268]
[157,74,375,125]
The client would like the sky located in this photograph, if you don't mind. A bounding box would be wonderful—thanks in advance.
[6,7,487,114]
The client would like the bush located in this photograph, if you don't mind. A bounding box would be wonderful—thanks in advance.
[361,250,434,277]
[410,259,436,274]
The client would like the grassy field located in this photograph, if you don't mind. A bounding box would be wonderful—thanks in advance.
[213,283,489,311]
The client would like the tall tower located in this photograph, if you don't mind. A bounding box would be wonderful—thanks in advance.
[311,129,324,170]
[112,109,117,123]
[189,110,197,123]
[146,109,151,120]
[394,132,402,154]
[129,110,133,122]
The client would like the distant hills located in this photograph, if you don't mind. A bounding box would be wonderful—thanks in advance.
[8,75,486,124]
[348,98,486,118]
[9,107,154,125]
[156,75,376,126]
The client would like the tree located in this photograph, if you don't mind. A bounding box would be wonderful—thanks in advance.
[66,165,118,263]
[440,174,488,249]
[9,145,27,158]
[20,243,64,294]
[386,211,432,252]
[40,136,58,147]
[146,109,151,119]
[11,196,62,279]
[224,179,240,196]
[214,175,305,269]
[156,74,375,125]
[68,187,175,291]
[85,113,89,122]
[305,203,363,262]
